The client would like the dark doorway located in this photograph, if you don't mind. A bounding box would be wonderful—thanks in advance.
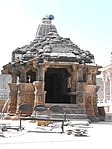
[45,68,70,103]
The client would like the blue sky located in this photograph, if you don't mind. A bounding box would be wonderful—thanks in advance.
[0,0,112,72]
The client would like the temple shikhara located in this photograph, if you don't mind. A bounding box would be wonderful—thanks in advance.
[1,15,101,121]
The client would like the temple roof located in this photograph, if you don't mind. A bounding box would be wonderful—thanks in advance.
[12,15,95,65]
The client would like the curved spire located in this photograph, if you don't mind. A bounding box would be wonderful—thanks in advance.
[35,15,57,38]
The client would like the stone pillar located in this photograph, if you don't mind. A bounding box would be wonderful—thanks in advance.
[78,64,84,82]
[93,86,100,117]
[19,72,25,83]
[71,65,78,92]
[67,65,78,103]
[102,76,106,103]
[33,63,46,105]
[37,63,45,81]
[109,76,112,103]
[87,74,93,84]
[12,73,17,83]
[76,82,86,111]
[7,83,18,115]
[76,64,87,108]
[33,81,46,105]
[87,66,98,85]
[16,83,35,113]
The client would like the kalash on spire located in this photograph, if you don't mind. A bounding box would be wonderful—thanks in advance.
[35,14,57,38]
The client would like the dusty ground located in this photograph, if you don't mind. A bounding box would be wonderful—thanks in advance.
[0,120,112,149]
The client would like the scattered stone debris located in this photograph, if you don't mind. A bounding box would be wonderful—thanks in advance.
[73,128,88,136]
[65,120,90,137]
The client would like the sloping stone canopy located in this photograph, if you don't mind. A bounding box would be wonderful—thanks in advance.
[12,19,95,66]
[2,15,101,121]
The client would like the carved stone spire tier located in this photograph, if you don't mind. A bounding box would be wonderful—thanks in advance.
[35,15,57,38]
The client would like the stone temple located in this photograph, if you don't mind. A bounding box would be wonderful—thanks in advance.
[2,15,101,121]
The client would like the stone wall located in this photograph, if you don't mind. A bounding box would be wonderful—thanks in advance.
[0,74,12,99]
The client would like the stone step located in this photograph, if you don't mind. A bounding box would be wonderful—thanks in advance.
[46,103,83,108]
[50,113,88,120]
[64,109,85,114]
[46,104,87,120]
[46,104,85,113]
[66,114,88,120]
[63,106,85,114]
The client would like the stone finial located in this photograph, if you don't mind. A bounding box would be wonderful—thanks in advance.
[42,15,54,24]
[42,15,51,24]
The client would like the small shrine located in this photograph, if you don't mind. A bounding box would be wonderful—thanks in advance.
[2,15,101,121]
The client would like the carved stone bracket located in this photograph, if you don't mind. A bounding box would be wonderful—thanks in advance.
[87,66,98,85]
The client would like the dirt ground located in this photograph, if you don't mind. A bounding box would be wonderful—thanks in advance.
[0,120,112,149]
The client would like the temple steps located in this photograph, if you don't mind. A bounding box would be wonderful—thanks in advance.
[63,108,85,114]
[46,103,88,121]
[66,114,88,120]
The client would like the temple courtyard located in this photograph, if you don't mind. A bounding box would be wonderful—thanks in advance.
[0,120,111,149]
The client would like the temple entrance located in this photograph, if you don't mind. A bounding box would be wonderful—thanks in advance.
[45,68,71,103]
